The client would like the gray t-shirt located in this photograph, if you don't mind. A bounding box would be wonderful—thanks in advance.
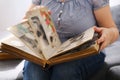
[32,0,109,42]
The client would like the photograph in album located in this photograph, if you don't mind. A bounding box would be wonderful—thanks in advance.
[7,19,44,59]
[26,6,61,59]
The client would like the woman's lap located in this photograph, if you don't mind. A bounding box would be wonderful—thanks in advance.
[23,52,105,80]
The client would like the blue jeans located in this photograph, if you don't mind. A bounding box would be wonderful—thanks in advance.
[23,52,105,80]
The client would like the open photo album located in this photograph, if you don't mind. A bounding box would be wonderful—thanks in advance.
[1,6,99,67]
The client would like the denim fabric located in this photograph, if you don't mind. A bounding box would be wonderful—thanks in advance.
[23,52,105,80]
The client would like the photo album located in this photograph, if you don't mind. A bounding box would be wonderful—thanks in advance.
[0,6,99,67]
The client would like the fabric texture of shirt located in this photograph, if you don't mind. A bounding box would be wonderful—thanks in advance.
[32,0,109,42]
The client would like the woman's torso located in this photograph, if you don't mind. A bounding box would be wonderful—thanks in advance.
[41,0,96,42]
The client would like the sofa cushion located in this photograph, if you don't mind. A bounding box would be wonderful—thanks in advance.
[106,65,120,80]
[104,37,120,67]
[0,60,24,80]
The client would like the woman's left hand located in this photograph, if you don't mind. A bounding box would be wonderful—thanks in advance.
[94,26,118,51]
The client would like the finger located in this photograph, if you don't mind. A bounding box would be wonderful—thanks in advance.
[99,43,105,50]
[94,27,102,33]
[99,41,107,50]
[97,35,105,44]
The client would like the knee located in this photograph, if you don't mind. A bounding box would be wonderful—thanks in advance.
[23,61,44,80]
[23,61,52,80]
[24,61,40,72]
[51,62,81,80]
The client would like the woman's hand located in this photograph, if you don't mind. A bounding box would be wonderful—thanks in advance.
[94,26,119,51]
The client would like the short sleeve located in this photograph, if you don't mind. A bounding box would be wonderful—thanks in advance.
[32,0,41,5]
[89,0,109,10]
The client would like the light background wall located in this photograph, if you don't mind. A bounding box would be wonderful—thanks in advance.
[0,0,31,28]
[110,0,120,6]
[0,0,120,39]
[0,0,31,39]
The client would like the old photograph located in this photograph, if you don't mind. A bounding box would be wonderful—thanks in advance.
[8,20,42,55]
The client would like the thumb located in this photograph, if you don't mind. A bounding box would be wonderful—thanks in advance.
[94,26,102,33]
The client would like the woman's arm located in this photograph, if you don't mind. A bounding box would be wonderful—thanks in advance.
[94,5,119,50]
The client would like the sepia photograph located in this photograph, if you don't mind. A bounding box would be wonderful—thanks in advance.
[31,16,49,46]
[8,20,42,54]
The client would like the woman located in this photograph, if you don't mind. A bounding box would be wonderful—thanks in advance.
[23,0,119,80]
